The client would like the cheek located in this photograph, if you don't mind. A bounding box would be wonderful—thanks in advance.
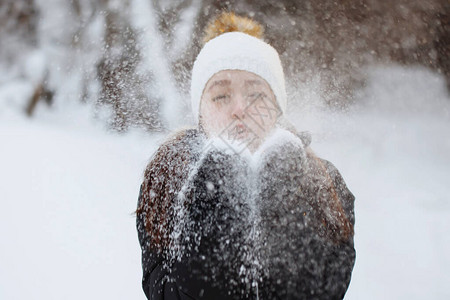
[246,103,277,132]
[200,102,231,134]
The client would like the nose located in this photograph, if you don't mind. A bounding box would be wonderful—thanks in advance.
[231,96,246,119]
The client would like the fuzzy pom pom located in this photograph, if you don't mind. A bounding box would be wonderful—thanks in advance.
[203,12,264,44]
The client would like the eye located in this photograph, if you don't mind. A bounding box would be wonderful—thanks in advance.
[247,92,266,102]
[212,94,230,103]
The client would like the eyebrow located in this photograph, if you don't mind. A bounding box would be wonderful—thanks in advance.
[208,80,231,91]
[245,80,263,86]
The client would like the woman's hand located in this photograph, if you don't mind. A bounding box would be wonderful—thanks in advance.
[176,149,256,298]
[256,138,355,300]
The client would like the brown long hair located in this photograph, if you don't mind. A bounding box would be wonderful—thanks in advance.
[306,149,354,243]
[136,129,199,251]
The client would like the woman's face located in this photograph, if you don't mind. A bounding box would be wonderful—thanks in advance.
[199,70,280,152]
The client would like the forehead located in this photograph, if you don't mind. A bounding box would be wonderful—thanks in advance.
[205,70,269,90]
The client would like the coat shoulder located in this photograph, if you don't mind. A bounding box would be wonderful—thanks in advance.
[152,127,201,159]
[144,128,202,175]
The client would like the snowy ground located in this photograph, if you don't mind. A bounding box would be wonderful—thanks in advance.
[1,66,449,299]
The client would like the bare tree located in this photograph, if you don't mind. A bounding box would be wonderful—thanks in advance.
[1,0,448,129]
[96,0,162,131]
[160,0,449,108]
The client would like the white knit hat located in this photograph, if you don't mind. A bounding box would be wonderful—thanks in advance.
[190,31,287,122]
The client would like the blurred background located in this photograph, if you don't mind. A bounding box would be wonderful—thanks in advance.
[1,0,449,299]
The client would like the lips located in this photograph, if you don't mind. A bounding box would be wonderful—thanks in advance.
[234,123,248,138]
[235,124,245,133]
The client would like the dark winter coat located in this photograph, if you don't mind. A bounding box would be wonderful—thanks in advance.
[136,128,356,300]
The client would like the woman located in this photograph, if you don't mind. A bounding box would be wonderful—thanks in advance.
[136,12,355,300]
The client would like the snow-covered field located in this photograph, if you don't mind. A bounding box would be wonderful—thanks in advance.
[1,66,449,299]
